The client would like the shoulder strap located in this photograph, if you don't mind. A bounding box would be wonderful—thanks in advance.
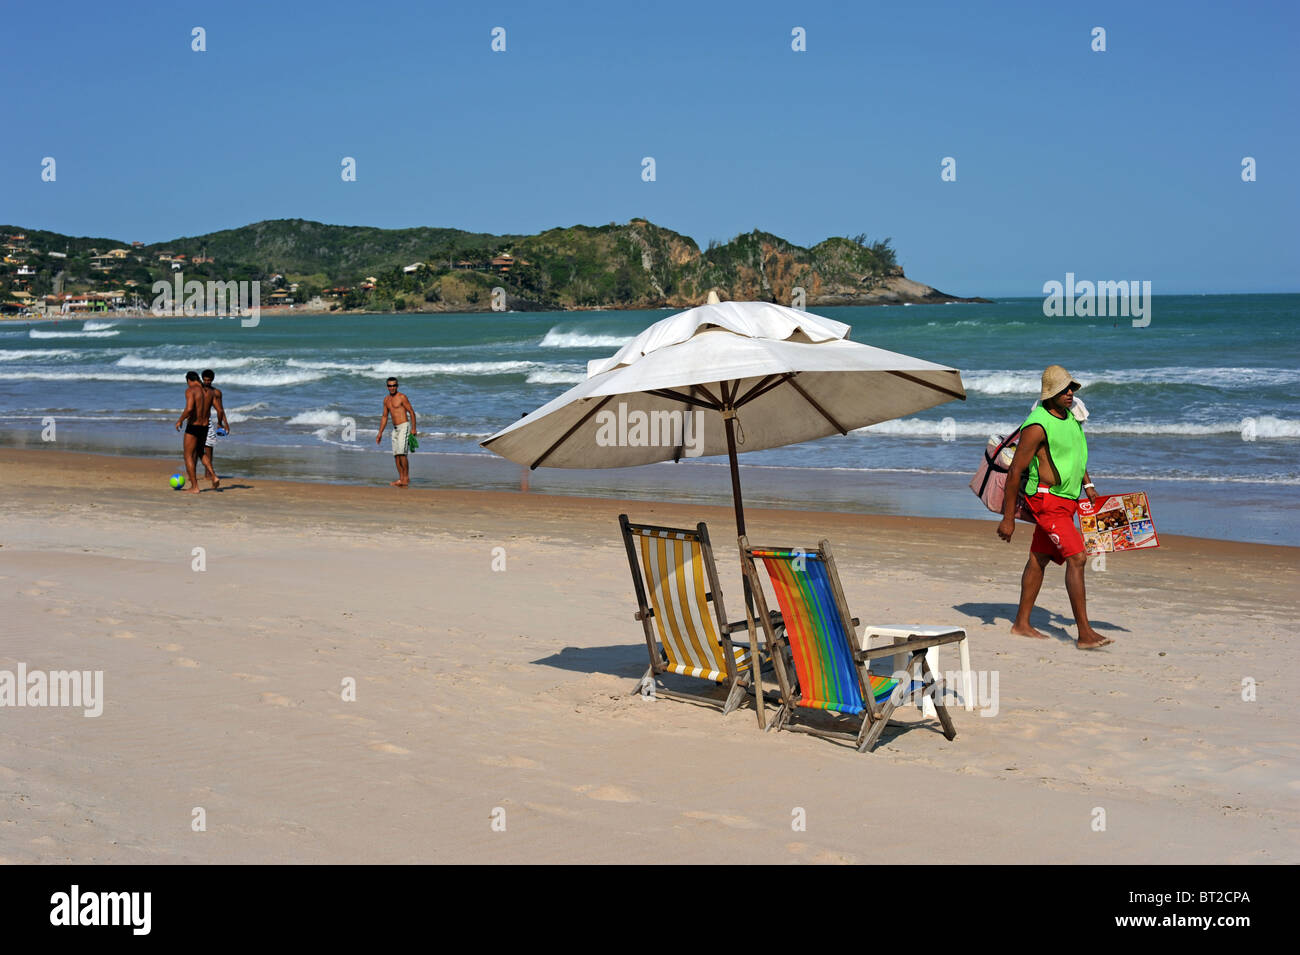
[985,427,1022,471]
[976,427,1023,497]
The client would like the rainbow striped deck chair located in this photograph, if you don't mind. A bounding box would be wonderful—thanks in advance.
[739,536,961,752]
[620,515,765,725]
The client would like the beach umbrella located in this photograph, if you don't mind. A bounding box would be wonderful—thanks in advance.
[481,298,967,541]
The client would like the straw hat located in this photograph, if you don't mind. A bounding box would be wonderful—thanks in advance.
[1040,364,1082,400]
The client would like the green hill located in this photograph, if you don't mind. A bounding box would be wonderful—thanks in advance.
[1,218,984,312]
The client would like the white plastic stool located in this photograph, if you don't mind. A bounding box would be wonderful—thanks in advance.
[862,625,972,716]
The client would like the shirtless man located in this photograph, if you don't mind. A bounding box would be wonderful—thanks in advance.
[376,377,417,487]
[998,365,1113,650]
[173,371,215,494]
[200,368,230,490]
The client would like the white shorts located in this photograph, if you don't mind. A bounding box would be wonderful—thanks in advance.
[205,425,219,448]
[392,421,410,455]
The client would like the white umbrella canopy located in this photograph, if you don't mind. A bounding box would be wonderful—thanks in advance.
[481,301,966,471]
[483,300,965,611]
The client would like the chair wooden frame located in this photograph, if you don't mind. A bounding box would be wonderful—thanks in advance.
[739,536,963,752]
[619,514,768,726]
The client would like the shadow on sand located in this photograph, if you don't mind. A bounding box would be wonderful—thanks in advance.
[531,645,647,680]
[952,601,1129,644]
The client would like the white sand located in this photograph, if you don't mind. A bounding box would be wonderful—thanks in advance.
[1,449,1297,863]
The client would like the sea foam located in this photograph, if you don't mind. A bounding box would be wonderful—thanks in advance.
[115,356,256,370]
[28,329,120,339]
[539,328,634,348]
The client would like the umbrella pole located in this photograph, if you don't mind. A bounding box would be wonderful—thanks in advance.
[725,408,764,720]
[724,411,753,613]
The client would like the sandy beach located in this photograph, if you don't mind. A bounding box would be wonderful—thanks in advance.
[1,447,1297,864]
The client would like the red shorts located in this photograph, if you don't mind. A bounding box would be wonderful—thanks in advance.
[1025,491,1085,564]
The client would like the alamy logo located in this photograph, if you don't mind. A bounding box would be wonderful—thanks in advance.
[594,402,705,457]
[50,885,150,935]
[1042,272,1151,327]
[0,663,103,717]
[152,272,261,327]
[891,668,1000,717]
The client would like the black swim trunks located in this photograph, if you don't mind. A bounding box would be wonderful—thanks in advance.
[185,423,209,443]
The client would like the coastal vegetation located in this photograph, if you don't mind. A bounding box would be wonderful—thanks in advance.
[1,218,965,314]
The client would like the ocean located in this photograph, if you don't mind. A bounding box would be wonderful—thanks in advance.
[1,295,1297,545]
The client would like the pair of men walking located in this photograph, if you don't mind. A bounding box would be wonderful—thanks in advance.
[174,369,229,493]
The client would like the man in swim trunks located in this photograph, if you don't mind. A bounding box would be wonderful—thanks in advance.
[174,370,215,495]
[376,376,417,487]
[200,368,230,490]
[997,365,1113,649]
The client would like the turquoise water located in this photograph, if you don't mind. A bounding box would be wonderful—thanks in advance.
[1,295,1297,544]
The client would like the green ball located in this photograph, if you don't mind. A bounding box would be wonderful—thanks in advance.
[169,473,186,489]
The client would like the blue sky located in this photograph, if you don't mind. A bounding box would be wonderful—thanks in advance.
[2,0,1296,296]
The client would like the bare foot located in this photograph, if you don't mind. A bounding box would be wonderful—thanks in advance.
[1077,633,1114,650]
[397,480,409,487]
[390,479,402,486]
[184,487,200,495]
[210,477,220,489]
[1009,623,1049,639]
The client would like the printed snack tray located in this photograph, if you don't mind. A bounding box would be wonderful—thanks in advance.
[1077,491,1159,555]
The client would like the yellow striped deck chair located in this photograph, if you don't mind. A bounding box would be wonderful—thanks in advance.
[619,515,764,724]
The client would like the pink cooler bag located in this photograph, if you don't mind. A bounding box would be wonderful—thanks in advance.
[970,428,1034,523]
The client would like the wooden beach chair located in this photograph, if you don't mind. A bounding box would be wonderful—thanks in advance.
[619,515,769,726]
[738,536,964,752]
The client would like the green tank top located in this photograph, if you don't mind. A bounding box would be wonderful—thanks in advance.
[1020,404,1088,498]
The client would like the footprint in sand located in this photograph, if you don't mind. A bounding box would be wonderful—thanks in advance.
[230,672,268,683]
[681,810,759,829]
[160,643,183,652]
[330,712,375,725]
[577,785,640,803]
[96,617,124,626]
[47,607,71,616]
[368,742,410,755]
[171,658,199,668]
[808,849,856,865]
[111,631,135,640]
[259,692,295,707]
[786,842,855,864]
[523,801,584,819]
[480,755,538,769]
[35,580,59,588]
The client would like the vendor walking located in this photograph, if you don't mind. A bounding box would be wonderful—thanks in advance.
[997,364,1114,650]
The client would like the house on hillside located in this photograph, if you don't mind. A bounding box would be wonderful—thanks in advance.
[489,253,530,274]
